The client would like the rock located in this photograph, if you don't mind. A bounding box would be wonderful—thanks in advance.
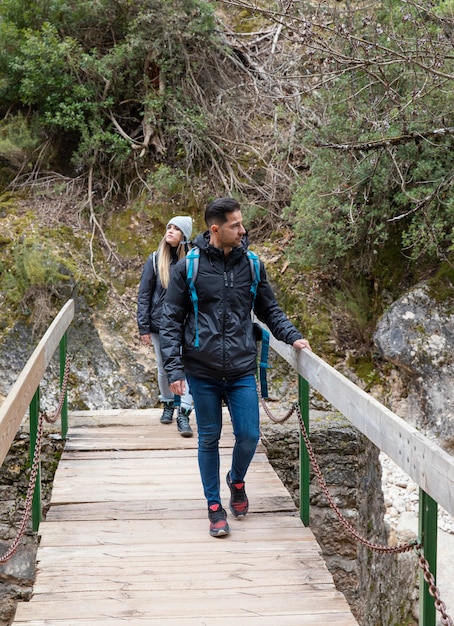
[374,283,454,437]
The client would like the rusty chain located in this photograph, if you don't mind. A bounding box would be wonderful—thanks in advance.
[40,353,72,424]
[260,392,295,424]
[0,355,71,564]
[416,548,454,626]
[259,391,453,625]
[0,412,43,565]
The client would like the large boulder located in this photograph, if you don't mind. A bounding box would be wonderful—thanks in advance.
[374,283,454,438]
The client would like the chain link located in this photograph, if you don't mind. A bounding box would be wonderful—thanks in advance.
[0,412,44,564]
[259,391,296,424]
[0,354,71,564]
[416,550,454,626]
[260,392,453,623]
[42,354,72,424]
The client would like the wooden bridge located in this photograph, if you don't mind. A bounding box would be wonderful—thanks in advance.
[11,407,358,625]
[2,299,454,626]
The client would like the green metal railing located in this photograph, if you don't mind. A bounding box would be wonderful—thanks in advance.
[298,376,310,527]
[0,300,74,544]
[418,490,438,626]
[59,333,69,439]
[29,333,70,532]
[253,310,452,625]
[29,388,41,532]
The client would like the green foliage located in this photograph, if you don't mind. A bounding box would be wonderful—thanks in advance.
[9,23,96,130]
[0,203,111,336]
[147,165,186,199]
[334,280,374,338]
[426,260,454,303]
[0,114,39,166]
[4,239,69,304]
[1,0,453,350]
[0,0,218,191]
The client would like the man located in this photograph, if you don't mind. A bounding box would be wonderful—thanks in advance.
[160,197,311,538]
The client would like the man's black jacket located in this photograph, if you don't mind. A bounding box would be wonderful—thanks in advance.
[160,232,303,382]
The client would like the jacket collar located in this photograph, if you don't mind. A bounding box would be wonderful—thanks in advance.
[194,231,249,263]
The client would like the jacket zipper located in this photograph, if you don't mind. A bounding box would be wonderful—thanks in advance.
[222,266,237,377]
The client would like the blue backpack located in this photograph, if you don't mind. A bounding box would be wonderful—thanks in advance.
[185,247,270,397]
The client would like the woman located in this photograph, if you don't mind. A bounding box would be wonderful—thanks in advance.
[137,215,194,437]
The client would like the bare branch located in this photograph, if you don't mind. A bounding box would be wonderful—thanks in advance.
[316,127,454,152]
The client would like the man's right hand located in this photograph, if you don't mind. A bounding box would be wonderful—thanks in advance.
[140,334,152,346]
[169,380,186,396]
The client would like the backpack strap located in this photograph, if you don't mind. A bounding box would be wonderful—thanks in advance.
[152,251,157,274]
[246,250,260,309]
[247,251,271,399]
[186,248,200,349]
[259,328,270,399]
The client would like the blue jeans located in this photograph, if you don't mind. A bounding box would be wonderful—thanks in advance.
[186,374,260,506]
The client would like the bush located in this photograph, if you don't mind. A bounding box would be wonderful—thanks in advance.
[4,239,70,304]
[0,114,39,167]
[0,0,218,194]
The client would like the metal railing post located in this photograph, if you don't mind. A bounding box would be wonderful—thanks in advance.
[59,333,68,439]
[298,375,310,526]
[419,488,437,626]
[29,388,42,532]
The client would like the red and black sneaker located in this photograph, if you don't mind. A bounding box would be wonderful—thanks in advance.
[208,503,230,537]
[226,471,249,518]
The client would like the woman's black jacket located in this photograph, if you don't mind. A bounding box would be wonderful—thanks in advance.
[137,248,179,335]
[160,232,303,382]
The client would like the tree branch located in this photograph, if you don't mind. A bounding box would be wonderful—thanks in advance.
[316,127,454,152]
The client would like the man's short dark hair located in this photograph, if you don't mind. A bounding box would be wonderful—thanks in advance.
[205,197,240,227]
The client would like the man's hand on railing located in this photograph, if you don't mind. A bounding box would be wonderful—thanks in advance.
[293,338,311,351]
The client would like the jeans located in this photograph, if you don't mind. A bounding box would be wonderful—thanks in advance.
[186,374,260,506]
[151,333,193,411]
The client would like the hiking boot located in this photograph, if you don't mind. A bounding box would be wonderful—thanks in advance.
[176,408,193,438]
[208,503,230,537]
[160,401,174,424]
[226,471,249,518]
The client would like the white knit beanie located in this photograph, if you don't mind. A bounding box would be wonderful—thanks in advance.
[167,215,193,242]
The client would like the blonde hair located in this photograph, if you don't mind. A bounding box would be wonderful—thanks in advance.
[156,234,188,289]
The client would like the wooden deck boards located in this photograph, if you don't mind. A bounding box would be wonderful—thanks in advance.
[11,409,359,625]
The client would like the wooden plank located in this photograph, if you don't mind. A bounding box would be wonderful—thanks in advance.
[37,518,317,547]
[0,299,74,466]
[48,455,285,486]
[53,446,267,461]
[11,616,356,626]
[33,542,324,566]
[44,496,295,520]
[48,469,292,504]
[261,322,454,518]
[33,542,324,571]
[32,555,333,592]
[13,589,356,621]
